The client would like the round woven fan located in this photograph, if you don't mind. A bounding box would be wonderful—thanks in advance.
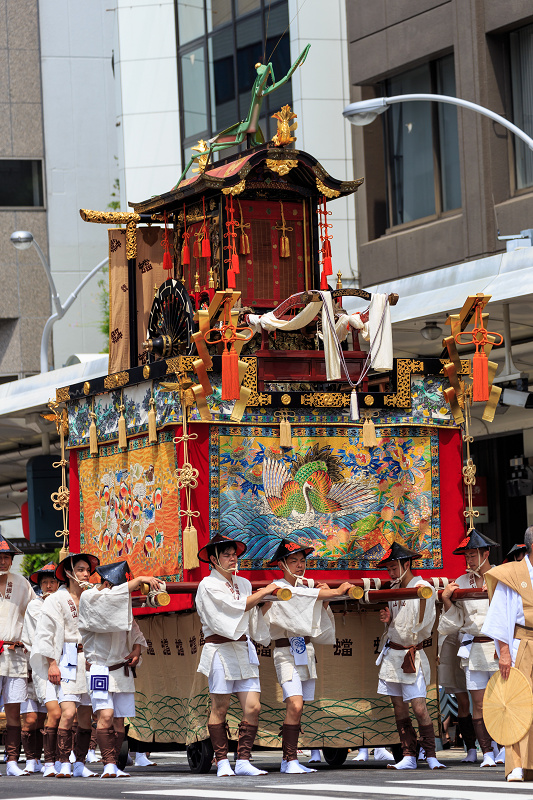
[144,278,195,361]
[483,667,533,745]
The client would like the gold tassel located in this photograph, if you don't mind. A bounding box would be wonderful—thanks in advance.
[148,393,157,443]
[89,405,98,455]
[280,417,292,448]
[362,415,379,448]
[280,235,290,258]
[118,392,127,449]
[183,523,199,570]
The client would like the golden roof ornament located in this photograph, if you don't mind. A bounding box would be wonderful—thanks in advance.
[191,140,210,174]
[272,105,297,147]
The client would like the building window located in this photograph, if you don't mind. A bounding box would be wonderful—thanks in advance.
[510,23,533,191]
[382,54,461,228]
[0,160,44,207]
[176,0,291,168]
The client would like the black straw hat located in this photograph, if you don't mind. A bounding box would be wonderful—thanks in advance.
[452,529,498,555]
[374,541,422,568]
[197,533,247,564]
[0,533,23,557]
[268,538,314,566]
[56,552,100,582]
[96,560,132,587]
[29,562,58,586]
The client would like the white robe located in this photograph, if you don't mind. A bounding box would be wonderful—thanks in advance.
[30,586,87,695]
[482,555,533,664]
[377,576,435,685]
[438,571,498,672]
[22,596,49,702]
[196,569,270,681]
[265,577,335,684]
[79,583,146,693]
[0,572,35,677]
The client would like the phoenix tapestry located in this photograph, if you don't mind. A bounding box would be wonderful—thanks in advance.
[210,425,441,570]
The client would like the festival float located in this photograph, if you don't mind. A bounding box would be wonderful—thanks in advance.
[46,45,503,769]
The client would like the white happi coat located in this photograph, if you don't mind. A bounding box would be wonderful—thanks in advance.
[482,556,533,663]
[30,586,87,695]
[78,583,146,694]
[265,577,335,684]
[22,596,49,702]
[196,569,270,681]
[0,572,35,677]
[438,570,498,673]
[377,576,435,685]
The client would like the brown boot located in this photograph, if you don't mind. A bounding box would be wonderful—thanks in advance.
[458,715,477,752]
[395,717,417,757]
[96,727,117,766]
[74,727,92,764]
[208,722,229,763]
[114,730,125,764]
[21,730,36,762]
[418,723,437,759]
[43,726,58,765]
[5,725,22,762]
[236,721,258,762]
[281,724,300,763]
[473,716,493,755]
[57,728,73,763]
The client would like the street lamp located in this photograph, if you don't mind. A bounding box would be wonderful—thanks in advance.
[342,94,533,152]
[10,231,109,373]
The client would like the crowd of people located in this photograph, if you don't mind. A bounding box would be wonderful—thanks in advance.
[0,525,532,781]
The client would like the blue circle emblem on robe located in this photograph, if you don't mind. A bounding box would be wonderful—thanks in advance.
[290,637,306,654]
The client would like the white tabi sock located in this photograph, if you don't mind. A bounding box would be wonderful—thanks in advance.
[374,748,394,761]
[480,752,496,768]
[42,762,57,777]
[100,763,116,779]
[73,760,97,777]
[86,749,99,763]
[495,747,505,764]
[507,768,524,782]
[387,755,417,770]
[462,748,477,763]
[24,758,40,773]
[217,758,235,777]
[285,759,316,774]
[114,764,131,777]
[427,756,446,769]
[134,753,156,766]
[6,761,29,777]
[55,761,72,778]
[234,759,267,776]
[354,748,369,761]
[308,749,322,763]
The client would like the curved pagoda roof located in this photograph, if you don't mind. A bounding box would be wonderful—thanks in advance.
[129,144,363,215]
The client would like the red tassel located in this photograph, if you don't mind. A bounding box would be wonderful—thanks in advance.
[231,252,240,274]
[181,244,190,265]
[320,271,328,290]
[221,344,240,400]
[202,235,211,257]
[472,351,489,402]
[193,239,200,258]
[227,269,236,289]
[323,240,332,258]
[163,251,173,271]
[323,255,332,276]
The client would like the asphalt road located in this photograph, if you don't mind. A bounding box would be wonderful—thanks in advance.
[0,750,521,800]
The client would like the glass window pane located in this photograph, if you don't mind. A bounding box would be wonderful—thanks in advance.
[236,14,263,118]
[436,55,461,211]
[209,30,237,133]
[177,0,205,46]
[387,65,435,225]
[207,0,232,31]
[181,47,209,138]
[510,24,533,190]
[0,160,43,207]
[237,0,260,16]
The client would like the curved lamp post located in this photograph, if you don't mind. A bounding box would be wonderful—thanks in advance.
[342,93,533,152]
[10,231,109,373]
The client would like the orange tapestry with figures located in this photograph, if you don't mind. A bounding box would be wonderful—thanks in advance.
[78,432,182,581]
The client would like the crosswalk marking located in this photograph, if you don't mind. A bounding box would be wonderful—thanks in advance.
[124,783,533,800]
[394,778,531,791]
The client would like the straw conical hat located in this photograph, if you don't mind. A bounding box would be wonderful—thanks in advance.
[483,667,533,745]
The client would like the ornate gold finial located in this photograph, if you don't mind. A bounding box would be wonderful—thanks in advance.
[208,267,215,289]
[272,105,297,147]
[191,140,209,174]
[336,271,343,290]
[194,268,200,293]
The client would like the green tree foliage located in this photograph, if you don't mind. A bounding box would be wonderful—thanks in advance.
[20,549,61,578]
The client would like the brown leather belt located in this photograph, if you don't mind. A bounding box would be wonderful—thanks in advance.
[275,637,311,648]
[109,661,137,678]
[472,636,492,644]
[205,634,247,644]
[386,640,426,674]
